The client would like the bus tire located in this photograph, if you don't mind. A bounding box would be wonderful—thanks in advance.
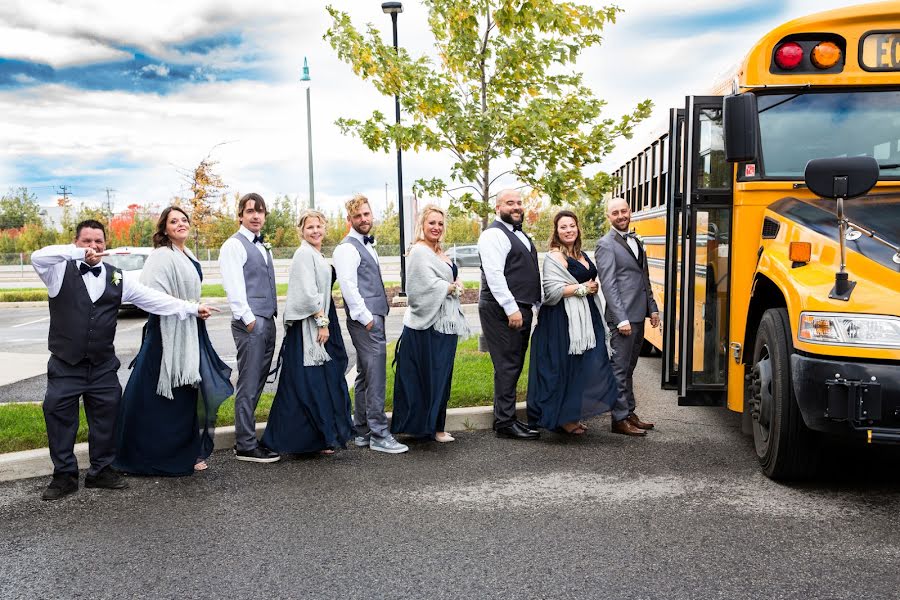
[748,308,818,480]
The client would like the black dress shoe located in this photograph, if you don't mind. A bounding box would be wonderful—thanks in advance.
[516,420,540,434]
[234,446,281,463]
[84,467,128,490]
[495,422,540,440]
[41,473,78,501]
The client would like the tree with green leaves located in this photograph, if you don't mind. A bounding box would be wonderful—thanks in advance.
[0,187,42,230]
[325,0,651,224]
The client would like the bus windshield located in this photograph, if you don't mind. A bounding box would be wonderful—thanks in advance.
[758,90,900,178]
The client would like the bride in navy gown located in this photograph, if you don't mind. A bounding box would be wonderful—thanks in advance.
[526,210,618,434]
[115,206,232,475]
[261,210,352,455]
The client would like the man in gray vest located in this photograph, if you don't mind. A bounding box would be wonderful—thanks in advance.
[595,197,660,437]
[477,189,542,440]
[220,193,280,463]
[32,220,215,501]
[333,194,408,454]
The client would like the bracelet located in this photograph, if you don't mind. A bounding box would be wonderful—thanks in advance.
[315,315,330,328]
[574,284,588,298]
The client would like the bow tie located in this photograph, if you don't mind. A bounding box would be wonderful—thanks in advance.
[624,232,638,240]
[512,223,523,232]
[252,234,265,245]
[79,262,102,277]
[363,235,375,245]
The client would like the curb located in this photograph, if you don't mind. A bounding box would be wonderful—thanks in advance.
[0,403,524,483]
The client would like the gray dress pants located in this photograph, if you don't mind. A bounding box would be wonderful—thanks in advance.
[609,320,645,422]
[346,315,389,439]
[231,315,276,451]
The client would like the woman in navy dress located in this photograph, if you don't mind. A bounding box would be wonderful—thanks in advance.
[526,210,618,434]
[262,210,352,455]
[115,206,232,475]
[391,204,470,442]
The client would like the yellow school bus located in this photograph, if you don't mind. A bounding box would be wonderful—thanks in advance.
[613,1,900,479]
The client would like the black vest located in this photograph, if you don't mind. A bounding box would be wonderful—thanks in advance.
[48,261,123,365]
[479,221,541,306]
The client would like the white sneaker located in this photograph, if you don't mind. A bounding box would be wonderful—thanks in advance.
[353,435,370,447]
[369,434,409,454]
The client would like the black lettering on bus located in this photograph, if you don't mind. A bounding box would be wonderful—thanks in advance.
[877,36,889,68]
[891,36,900,68]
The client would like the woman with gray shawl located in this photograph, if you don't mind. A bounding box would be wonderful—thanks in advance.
[115,206,232,475]
[390,205,471,443]
[525,210,618,435]
[261,210,353,455]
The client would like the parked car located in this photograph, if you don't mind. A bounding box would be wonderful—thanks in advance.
[103,247,153,310]
[446,244,481,267]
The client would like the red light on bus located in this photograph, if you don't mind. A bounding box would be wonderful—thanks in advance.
[774,42,803,70]
[811,41,842,69]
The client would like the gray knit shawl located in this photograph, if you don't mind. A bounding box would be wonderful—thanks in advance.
[541,253,611,355]
[403,244,471,337]
[283,242,332,366]
[140,246,201,399]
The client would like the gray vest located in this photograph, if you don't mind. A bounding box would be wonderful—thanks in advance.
[341,236,389,317]
[48,261,123,365]
[232,232,277,318]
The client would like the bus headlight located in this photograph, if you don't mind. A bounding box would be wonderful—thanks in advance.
[798,312,900,348]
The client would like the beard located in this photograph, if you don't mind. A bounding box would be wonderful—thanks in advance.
[611,220,630,233]
[499,211,523,226]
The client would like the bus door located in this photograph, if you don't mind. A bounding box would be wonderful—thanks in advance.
[675,96,733,405]
[661,107,684,391]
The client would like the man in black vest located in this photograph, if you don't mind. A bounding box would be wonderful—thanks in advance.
[477,189,542,439]
[32,220,215,501]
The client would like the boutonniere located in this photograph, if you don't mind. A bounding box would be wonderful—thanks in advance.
[262,241,272,252]
[111,271,122,286]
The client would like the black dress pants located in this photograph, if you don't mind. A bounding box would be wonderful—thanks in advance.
[478,299,533,428]
[43,355,121,476]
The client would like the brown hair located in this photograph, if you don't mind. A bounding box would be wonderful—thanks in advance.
[298,209,327,232]
[237,193,267,218]
[548,210,582,259]
[344,193,369,218]
[152,206,190,249]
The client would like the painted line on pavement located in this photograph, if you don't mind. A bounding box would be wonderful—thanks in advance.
[12,317,49,328]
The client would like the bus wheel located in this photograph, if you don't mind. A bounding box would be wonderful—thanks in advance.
[747,308,817,480]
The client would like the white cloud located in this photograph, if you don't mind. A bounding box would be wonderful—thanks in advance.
[0,24,130,67]
[140,64,169,78]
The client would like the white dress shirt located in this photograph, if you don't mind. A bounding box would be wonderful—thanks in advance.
[332,228,379,326]
[477,217,535,316]
[613,228,641,329]
[31,244,198,319]
[219,226,270,325]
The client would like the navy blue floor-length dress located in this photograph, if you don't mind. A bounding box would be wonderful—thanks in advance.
[526,254,618,430]
[114,258,233,476]
[262,273,353,454]
[390,262,459,438]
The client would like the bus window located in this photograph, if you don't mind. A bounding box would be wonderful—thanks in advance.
[697,108,730,189]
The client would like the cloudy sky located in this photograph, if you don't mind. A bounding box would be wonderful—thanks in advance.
[0,0,875,219]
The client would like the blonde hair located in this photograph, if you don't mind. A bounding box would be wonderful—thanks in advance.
[298,209,327,231]
[413,204,447,251]
[345,194,370,219]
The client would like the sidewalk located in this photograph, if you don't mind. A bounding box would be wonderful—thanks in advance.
[0,352,48,386]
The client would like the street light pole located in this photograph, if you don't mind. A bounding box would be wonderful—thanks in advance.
[300,57,315,209]
[382,1,406,297]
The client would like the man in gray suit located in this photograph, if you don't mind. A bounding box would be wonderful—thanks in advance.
[333,194,408,454]
[595,197,660,437]
[220,193,280,463]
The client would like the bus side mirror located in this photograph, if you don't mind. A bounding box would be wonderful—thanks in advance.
[723,93,759,163]
[803,156,879,200]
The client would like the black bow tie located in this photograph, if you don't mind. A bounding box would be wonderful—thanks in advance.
[624,232,638,240]
[363,235,375,245]
[252,234,265,245]
[79,262,102,277]
[512,223,523,232]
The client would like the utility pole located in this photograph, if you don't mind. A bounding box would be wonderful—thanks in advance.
[105,188,116,216]
[57,185,71,203]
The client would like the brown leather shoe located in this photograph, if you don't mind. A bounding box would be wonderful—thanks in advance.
[611,419,647,436]
[627,413,655,430]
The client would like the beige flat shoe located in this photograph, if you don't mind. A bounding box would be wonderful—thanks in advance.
[435,432,455,443]
[194,460,209,472]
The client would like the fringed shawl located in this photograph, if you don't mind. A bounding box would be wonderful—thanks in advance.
[283,242,332,366]
[140,246,201,399]
[403,244,471,337]
[541,253,611,355]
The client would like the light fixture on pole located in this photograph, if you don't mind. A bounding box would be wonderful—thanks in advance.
[382,1,406,297]
[300,56,315,209]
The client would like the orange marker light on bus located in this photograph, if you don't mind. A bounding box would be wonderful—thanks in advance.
[789,241,812,263]
[775,42,803,70]
[811,41,842,69]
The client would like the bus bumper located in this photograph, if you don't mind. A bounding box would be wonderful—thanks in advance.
[791,354,900,442]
